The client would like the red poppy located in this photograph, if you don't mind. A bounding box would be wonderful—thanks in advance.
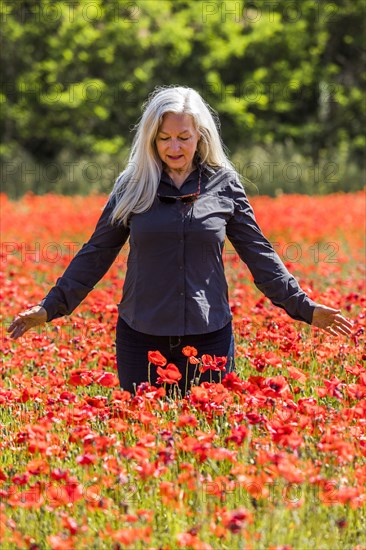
[221,506,253,533]
[94,372,119,387]
[47,534,75,550]
[2,190,365,544]
[62,516,79,535]
[68,370,93,386]
[222,372,247,393]
[147,350,167,366]
[0,469,7,481]
[287,366,307,385]
[107,526,152,545]
[225,424,249,446]
[199,354,227,373]
[8,483,44,509]
[156,363,182,385]
[177,414,198,428]
[76,453,97,466]
[182,346,198,357]
[263,375,291,397]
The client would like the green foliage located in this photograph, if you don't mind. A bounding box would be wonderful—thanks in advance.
[1,0,365,197]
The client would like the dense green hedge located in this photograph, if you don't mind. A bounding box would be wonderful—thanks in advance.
[1,0,365,197]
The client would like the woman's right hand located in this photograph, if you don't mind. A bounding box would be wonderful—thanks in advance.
[7,305,48,340]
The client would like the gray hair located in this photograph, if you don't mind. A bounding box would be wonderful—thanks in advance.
[109,85,237,227]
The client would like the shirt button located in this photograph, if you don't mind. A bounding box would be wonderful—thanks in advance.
[180,292,184,296]
[179,265,183,270]
[179,239,183,243]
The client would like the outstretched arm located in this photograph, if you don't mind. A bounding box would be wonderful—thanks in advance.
[225,176,352,336]
[39,195,129,321]
[7,195,129,338]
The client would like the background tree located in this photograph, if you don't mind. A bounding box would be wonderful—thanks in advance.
[1,0,364,197]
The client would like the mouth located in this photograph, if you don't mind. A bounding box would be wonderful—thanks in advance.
[167,155,183,160]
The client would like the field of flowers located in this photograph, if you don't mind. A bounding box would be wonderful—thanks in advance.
[1,190,365,549]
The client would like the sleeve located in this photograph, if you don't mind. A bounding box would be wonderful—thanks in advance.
[225,176,317,324]
[38,195,130,322]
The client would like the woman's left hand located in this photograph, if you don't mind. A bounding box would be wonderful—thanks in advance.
[311,304,353,337]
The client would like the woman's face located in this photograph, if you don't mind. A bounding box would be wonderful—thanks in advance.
[155,112,200,173]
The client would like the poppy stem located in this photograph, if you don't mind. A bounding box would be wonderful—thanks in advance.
[192,363,199,388]
[185,358,189,395]
[148,362,151,385]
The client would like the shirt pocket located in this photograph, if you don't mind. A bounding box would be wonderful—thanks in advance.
[187,193,233,249]
[191,193,232,228]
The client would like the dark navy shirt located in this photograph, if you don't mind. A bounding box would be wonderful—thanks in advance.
[39,162,317,335]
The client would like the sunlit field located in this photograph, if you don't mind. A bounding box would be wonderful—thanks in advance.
[1,190,365,549]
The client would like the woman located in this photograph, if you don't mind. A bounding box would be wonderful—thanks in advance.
[7,86,352,395]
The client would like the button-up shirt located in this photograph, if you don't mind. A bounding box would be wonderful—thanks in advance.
[39,162,317,335]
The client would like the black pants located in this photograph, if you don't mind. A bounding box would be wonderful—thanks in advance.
[115,317,235,395]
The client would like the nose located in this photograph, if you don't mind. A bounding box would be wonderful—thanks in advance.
[169,139,181,151]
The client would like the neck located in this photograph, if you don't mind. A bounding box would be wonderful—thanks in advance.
[165,162,196,178]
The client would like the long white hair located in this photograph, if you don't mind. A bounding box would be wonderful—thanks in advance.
[109,85,237,227]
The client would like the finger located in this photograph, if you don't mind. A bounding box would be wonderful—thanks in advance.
[7,322,21,335]
[9,315,31,330]
[318,325,334,336]
[333,325,352,337]
[326,322,352,337]
[9,321,27,338]
[334,315,353,329]
[7,317,21,330]
[10,326,24,340]
[327,326,340,337]
[333,319,353,333]
[334,320,353,332]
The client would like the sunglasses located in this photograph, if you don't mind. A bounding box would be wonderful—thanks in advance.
[158,169,201,204]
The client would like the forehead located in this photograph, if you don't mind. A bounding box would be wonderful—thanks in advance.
[158,112,196,133]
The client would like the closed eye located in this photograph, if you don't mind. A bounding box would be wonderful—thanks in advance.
[159,137,190,141]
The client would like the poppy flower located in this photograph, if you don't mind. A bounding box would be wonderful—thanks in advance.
[221,507,253,533]
[2,189,365,546]
[182,346,198,357]
[199,354,227,373]
[147,350,167,367]
[94,372,119,387]
[47,534,75,550]
[68,370,93,386]
[222,372,247,393]
[156,363,182,385]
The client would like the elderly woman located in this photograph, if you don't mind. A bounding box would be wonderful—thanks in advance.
[7,86,352,394]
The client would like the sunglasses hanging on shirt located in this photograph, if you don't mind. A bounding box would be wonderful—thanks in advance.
[158,168,201,204]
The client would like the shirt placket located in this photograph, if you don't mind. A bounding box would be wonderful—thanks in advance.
[177,206,186,333]
[160,169,199,335]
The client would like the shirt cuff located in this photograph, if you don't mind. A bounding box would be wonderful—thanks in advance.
[255,275,317,324]
[37,297,67,323]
